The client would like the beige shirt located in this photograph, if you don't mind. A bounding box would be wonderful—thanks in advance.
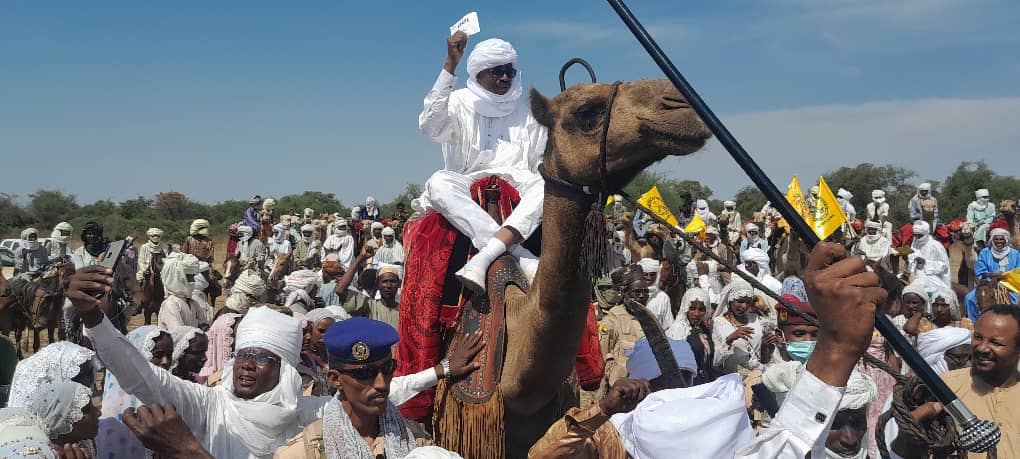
[343,293,400,330]
[941,368,1020,459]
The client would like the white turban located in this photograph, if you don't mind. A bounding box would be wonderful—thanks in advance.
[872,189,885,199]
[901,281,931,308]
[381,226,396,237]
[161,252,201,298]
[234,306,303,366]
[626,338,698,380]
[666,288,712,341]
[976,189,990,199]
[741,247,770,266]
[332,217,348,229]
[714,280,756,318]
[724,200,736,208]
[238,225,253,238]
[696,199,708,210]
[837,188,853,200]
[990,227,1011,240]
[464,38,524,117]
[169,326,205,371]
[931,287,962,321]
[300,224,315,233]
[51,222,73,243]
[262,198,276,210]
[864,220,882,230]
[637,258,660,275]
[745,223,759,233]
[25,381,93,439]
[303,208,314,218]
[20,228,38,240]
[918,182,932,191]
[917,327,972,375]
[705,226,720,236]
[285,269,319,293]
[371,222,385,231]
[190,219,210,235]
[233,270,266,298]
[303,308,344,326]
[611,373,755,459]
[912,220,931,236]
[146,227,164,237]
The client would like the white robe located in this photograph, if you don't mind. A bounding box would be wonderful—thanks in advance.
[908,238,951,287]
[322,233,355,270]
[373,241,406,266]
[86,317,439,459]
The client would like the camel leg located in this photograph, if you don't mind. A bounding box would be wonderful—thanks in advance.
[33,328,41,353]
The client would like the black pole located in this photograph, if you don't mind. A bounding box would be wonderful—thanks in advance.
[605,0,997,447]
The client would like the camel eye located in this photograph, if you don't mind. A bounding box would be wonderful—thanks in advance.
[568,103,605,134]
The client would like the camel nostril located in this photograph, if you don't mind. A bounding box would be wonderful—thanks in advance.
[660,94,690,109]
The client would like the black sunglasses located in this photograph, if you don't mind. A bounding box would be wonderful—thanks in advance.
[338,359,398,381]
[487,66,517,79]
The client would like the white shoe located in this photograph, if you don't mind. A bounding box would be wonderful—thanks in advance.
[517,256,538,286]
[455,262,488,295]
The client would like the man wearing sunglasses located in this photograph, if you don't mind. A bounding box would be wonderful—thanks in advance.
[418,29,548,294]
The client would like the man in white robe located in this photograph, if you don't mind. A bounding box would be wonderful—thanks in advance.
[417,31,548,294]
[373,226,405,266]
[236,225,266,268]
[44,222,73,260]
[867,189,894,241]
[966,188,996,247]
[854,220,892,269]
[908,182,940,226]
[637,258,674,330]
[12,228,50,279]
[907,221,951,288]
[720,200,743,247]
[695,199,717,227]
[322,218,355,270]
[137,227,170,283]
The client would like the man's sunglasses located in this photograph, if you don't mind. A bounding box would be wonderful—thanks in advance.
[231,349,281,367]
[487,67,517,79]
[337,359,398,381]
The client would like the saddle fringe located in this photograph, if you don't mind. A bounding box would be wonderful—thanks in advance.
[434,378,506,459]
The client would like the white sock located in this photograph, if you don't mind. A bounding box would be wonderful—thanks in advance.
[511,244,537,260]
[469,238,507,269]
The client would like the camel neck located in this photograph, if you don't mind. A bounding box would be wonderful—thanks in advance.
[534,185,595,309]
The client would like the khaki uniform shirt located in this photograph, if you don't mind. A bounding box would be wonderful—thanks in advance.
[527,404,629,459]
[273,418,432,459]
[941,368,1020,459]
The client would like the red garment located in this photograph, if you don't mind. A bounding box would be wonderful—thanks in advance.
[575,303,605,391]
[991,220,1009,231]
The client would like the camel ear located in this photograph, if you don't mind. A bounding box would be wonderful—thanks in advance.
[530,88,555,127]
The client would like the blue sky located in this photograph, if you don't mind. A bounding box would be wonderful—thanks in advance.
[2,0,1018,206]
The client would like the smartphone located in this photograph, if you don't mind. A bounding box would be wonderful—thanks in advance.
[100,238,131,272]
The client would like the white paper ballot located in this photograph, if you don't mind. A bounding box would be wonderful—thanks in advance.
[450,12,481,36]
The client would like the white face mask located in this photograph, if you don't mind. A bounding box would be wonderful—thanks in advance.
[303,235,314,244]
[149,235,161,244]
[23,240,40,250]
[239,232,252,242]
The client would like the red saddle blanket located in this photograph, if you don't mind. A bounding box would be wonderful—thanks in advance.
[395,176,520,420]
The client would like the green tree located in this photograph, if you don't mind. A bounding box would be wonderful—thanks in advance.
[733,186,767,220]
[939,161,1020,221]
[0,193,30,232]
[821,163,918,225]
[119,196,154,220]
[28,190,79,229]
[155,192,190,220]
[380,183,422,219]
[277,191,343,216]
[78,200,118,220]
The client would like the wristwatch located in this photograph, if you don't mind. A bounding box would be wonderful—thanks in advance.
[440,358,451,379]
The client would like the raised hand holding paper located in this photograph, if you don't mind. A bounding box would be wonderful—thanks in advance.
[450,12,480,36]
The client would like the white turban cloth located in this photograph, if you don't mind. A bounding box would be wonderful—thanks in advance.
[976,188,990,199]
[169,326,205,372]
[837,188,853,201]
[912,220,932,247]
[303,307,346,326]
[161,252,201,298]
[51,222,73,243]
[872,189,885,199]
[8,342,95,408]
[237,225,253,242]
[637,258,661,275]
[20,228,40,250]
[610,373,755,459]
[713,279,756,319]
[234,306,303,367]
[233,270,266,298]
[918,327,972,375]
[931,287,962,321]
[303,208,314,218]
[626,338,698,380]
[463,38,524,117]
[724,200,736,208]
[990,228,1014,259]
[901,280,931,309]
[918,182,932,191]
[25,381,93,439]
[381,226,396,237]
[146,227,164,237]
[190,219,210,235]
[284,269,320,314]
[666,288,711,341]
[370,221,385,231]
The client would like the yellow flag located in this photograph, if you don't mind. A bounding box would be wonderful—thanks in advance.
[636,186,679,227]
[812,176,848,239]
[685,213,706,237]
[1000,268,1020,293]
[785,176,814,226]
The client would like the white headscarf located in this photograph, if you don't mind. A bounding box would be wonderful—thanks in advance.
[931,288,962,321]
[300,224,315,244]
[284,269,320,314]
[25,381,93,440]
[744,223,760,245]
[463,38,524,118]
[666,288,711,340]
[739,248,782,293]
[0,408,56,459]
[233,270,267,298]
[912,221,932,247]
[238,225,253,242]
[917,327,972,375]
[822,372,877,459]
[170,326,206,372]
[303,307,347,326]
[863,220,883,243]
[20,228,40,251]
[871,189,886,204]
[901,281,931,311]
[403,446,464,459]
[51,222,73,244]
[611,373,755,459]
[331,218,349,237]
[215,307,304,456]
[973,188,991,210]
[8,342,95,408]
[161,252,201,298]
[696,199,712,219]
[190,219,210,236]
[271,223,286,245]
[990,227,1013,259]
[713,280,756,318]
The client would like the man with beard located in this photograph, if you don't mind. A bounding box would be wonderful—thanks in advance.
[417,31,547,295]
[182,219,215,264]
[137,228,170,284]
[892,304,1020,458]
[44,222,74,260]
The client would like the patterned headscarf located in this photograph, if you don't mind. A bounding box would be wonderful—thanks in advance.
[8,342,95,409]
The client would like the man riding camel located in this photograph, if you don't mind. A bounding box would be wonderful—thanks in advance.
[182,219,215,264]
[12,228,51,280]
[43,222,73,260]
[137,227,171,284]
[417,30,547,293]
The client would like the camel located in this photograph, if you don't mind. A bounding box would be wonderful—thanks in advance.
[432,79,712,458]
[134,251,166,325]
[949,221,979,289]
[999,199,1020,248]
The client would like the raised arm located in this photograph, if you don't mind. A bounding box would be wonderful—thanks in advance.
[419,31,466,144]
[68,266,211,432]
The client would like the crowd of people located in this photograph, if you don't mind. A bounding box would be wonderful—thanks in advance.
[1,27,1018,459]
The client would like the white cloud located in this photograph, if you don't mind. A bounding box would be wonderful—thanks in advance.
[651,97,1020,198]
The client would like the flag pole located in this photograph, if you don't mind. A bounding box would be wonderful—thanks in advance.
[604,0,999,451]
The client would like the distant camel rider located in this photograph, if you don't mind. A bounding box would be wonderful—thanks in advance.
[417,30,548,294]
[182,219,215,264]
[244,195,262,236]
[44,222,73,260]
[137,227,170,284]
[909,182,940,226]
[12,228,51,280]
[235,225,266,268]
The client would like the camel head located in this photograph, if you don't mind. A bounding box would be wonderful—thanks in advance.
[1000,199,1016,217]
[531,79,712,191]
[958,221,976,244]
